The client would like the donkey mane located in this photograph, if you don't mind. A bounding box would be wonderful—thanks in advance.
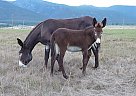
[24,22,42,41]
[23,22,43,49]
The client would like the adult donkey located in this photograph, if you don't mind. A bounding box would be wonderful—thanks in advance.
[50,18,106,79]
[17,16,105,68]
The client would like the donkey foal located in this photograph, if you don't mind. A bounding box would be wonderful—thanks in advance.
[50,18,106,79]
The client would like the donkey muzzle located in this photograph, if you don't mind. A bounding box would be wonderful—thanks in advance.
[19,60,27,68]
[95,38,101,50]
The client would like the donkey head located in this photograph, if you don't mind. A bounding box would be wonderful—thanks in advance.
[17,38,32,67]
[92,18,107,48]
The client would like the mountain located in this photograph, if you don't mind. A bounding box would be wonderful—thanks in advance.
[13,0,136,25]
[0,0,45,26]
[1,0,136,26]
[106,5,136,24]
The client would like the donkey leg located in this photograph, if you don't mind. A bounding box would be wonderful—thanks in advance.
[50,52,56,76]
[56,54,62,71]
[80,49,91,70]
[44,45,50,68]
[91,47,99,68]
[59,50,68,79]
[82,50,89,75]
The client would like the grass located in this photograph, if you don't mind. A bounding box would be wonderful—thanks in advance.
[104,29,136,39]
[0,27,136,96]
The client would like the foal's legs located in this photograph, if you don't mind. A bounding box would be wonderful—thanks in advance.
[80,49,92,70]
[56,54,62,71]
[44,45,61,70]
[82,50,89,75]
[58,48,68,79]
[91,47,99,68]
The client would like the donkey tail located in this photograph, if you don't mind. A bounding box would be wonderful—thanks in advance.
[50,35,60,61]
[50,35,56,57]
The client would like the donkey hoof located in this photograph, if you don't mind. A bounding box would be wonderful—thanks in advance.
[58,69,62,72]
[92,66,98,69]
[82,71,86,76]
[50,73,54,77]
[44,64,47,68]
[80,67,83,70]
[63,75,69,79]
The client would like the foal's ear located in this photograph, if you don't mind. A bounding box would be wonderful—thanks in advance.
[102,18,107,28]
[93,18,97,27]
[17,38,23,47]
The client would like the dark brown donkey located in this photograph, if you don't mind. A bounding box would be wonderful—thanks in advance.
[50,18,106,79]
[17,16,96,67]
[17,16,106,69]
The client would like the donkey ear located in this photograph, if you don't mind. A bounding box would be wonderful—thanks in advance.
[102,18,107,28]
[17,38,23,47]
[93,18,97,27]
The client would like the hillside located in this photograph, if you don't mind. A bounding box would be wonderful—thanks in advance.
[13,0,136,25]
[0,0,45,26]
[1,0,136,25]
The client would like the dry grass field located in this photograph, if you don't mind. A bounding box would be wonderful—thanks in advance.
[0,27,136,96]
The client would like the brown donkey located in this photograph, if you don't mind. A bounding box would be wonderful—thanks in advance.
[50,18,106,79]
[17,16,94,68]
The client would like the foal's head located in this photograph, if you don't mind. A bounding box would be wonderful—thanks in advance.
[92,18,107,48]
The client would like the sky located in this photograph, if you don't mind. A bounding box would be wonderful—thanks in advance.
[5,0,136,7]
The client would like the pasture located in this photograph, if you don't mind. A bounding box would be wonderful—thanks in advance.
[0,27,136,96]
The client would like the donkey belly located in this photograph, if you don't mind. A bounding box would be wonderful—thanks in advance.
[67,46,82,52]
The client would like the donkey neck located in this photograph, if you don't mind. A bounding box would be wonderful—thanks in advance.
[24,23,41,52]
